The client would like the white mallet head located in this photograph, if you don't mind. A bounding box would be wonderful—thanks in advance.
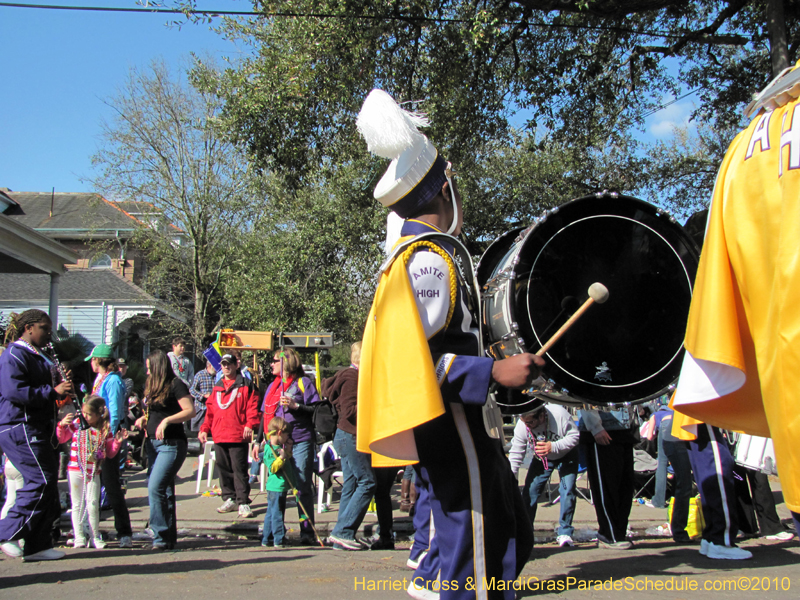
[588,282,609,304]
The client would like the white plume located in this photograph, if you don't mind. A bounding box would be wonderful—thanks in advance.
[357,89,429,159]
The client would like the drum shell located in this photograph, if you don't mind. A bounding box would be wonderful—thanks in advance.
[479,193,700,412]
[731,433,778,475]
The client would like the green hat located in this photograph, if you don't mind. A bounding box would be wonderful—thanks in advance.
[86,344,114,361]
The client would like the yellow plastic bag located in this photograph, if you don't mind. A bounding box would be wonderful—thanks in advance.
[668,494,705,539]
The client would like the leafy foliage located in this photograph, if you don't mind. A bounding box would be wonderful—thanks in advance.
[91,60,269,348]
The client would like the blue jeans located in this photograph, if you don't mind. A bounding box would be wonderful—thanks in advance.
[331,429,376,540]
[290,440,315,538]
[522,449,579,537]
[652,419,670,508]
[146,438,187,547]
[262,491,287,546]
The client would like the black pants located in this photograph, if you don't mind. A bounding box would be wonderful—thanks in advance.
[100,448,132,537]
[214,442,251,505]
[581,430,635,543]
[373,466,397,540]
[734,465,783,536]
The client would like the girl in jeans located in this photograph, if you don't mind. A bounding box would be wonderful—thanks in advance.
[135,350,195,550]
[261,417,293,547]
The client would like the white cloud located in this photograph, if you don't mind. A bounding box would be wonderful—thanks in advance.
[647,97,697,140]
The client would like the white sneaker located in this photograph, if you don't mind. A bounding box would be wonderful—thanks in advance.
[407,578,441,600]
[73,539,87,549]
[92,537,106,549]
[1,541,23,558]
[557,535,574,547]
[706,541,752,560]
[765,531,794,541]
[22,548,66,562]
[238,504,254,518]
[217,498,237,513]
[407,549,428,569]
[118,536,133,548]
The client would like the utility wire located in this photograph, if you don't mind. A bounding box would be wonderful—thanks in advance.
[0,1,746,42]
[639,88,702,119]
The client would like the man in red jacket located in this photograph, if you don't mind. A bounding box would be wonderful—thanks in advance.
[199,354,260,518]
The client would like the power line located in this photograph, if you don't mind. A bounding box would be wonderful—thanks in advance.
[0,1,735,41]
[639,88,702,120]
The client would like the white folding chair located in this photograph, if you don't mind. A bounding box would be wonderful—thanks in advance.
[248,451,267,492]
[316,441,342,513]
[195,440,216,493]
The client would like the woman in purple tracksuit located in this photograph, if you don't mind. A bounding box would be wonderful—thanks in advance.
[0,309,72,561]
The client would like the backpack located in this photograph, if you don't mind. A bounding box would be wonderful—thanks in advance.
[313,397,338,441]
[295,376,338,441]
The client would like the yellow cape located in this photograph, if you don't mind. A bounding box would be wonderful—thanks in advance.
[673,61,800,510]
[357,239,446,467]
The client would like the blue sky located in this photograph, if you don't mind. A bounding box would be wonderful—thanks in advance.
[1,0,246,194]
[1,1,695,195]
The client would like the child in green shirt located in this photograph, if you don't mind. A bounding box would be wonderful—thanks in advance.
[261,417,294,547]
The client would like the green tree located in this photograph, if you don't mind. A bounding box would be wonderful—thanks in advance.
[91,60,267,349]
[184,0,799,221]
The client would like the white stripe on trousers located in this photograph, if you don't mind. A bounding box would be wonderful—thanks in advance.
[451,403,488,600]
[705,423,733,546]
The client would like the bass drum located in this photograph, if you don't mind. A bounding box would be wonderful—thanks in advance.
[478,193,700,412]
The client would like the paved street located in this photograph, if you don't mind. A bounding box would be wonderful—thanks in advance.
[1,454,799,599]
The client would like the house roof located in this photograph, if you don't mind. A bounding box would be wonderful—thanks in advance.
[0,268,157,302]
[1,192,156,234]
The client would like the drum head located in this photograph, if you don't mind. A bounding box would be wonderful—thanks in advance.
[514,194,699,404]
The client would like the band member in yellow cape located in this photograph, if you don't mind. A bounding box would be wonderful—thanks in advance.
[355,89,544,600]
[672,61,800,543]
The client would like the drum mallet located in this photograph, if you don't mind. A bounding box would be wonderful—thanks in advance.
[536,282,609,356]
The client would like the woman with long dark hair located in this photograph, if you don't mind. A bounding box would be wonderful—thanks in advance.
[0,309,72,561]
[135,349,194,550]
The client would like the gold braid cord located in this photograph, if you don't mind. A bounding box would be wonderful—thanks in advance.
[402,241,458,329]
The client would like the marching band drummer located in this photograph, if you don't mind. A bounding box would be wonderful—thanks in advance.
[355,90,543,600]
[0,309,72,561]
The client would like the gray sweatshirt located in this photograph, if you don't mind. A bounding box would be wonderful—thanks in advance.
[508,404,579,476]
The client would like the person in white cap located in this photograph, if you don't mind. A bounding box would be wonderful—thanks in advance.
[355,89,544,600]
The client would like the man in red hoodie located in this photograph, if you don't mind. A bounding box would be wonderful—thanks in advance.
[199,353,260,518]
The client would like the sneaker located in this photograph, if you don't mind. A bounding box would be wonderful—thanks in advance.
[328,535,363,551]
[132,528,154,541]
[92,537,106,549]
[73,539,88,549]
[700,538,709,556]
[407,548,428,569]
[557,535,574,547]
[407,578,441,600]
[22,548,66,562]
[597,534,632,550]
[238,504,254,518]
[370,537,396,550]
[1,541,23,558]
[118,536,133,548]
[706,541,753,560]
[765,531,794,541]
[217,498,237,513]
